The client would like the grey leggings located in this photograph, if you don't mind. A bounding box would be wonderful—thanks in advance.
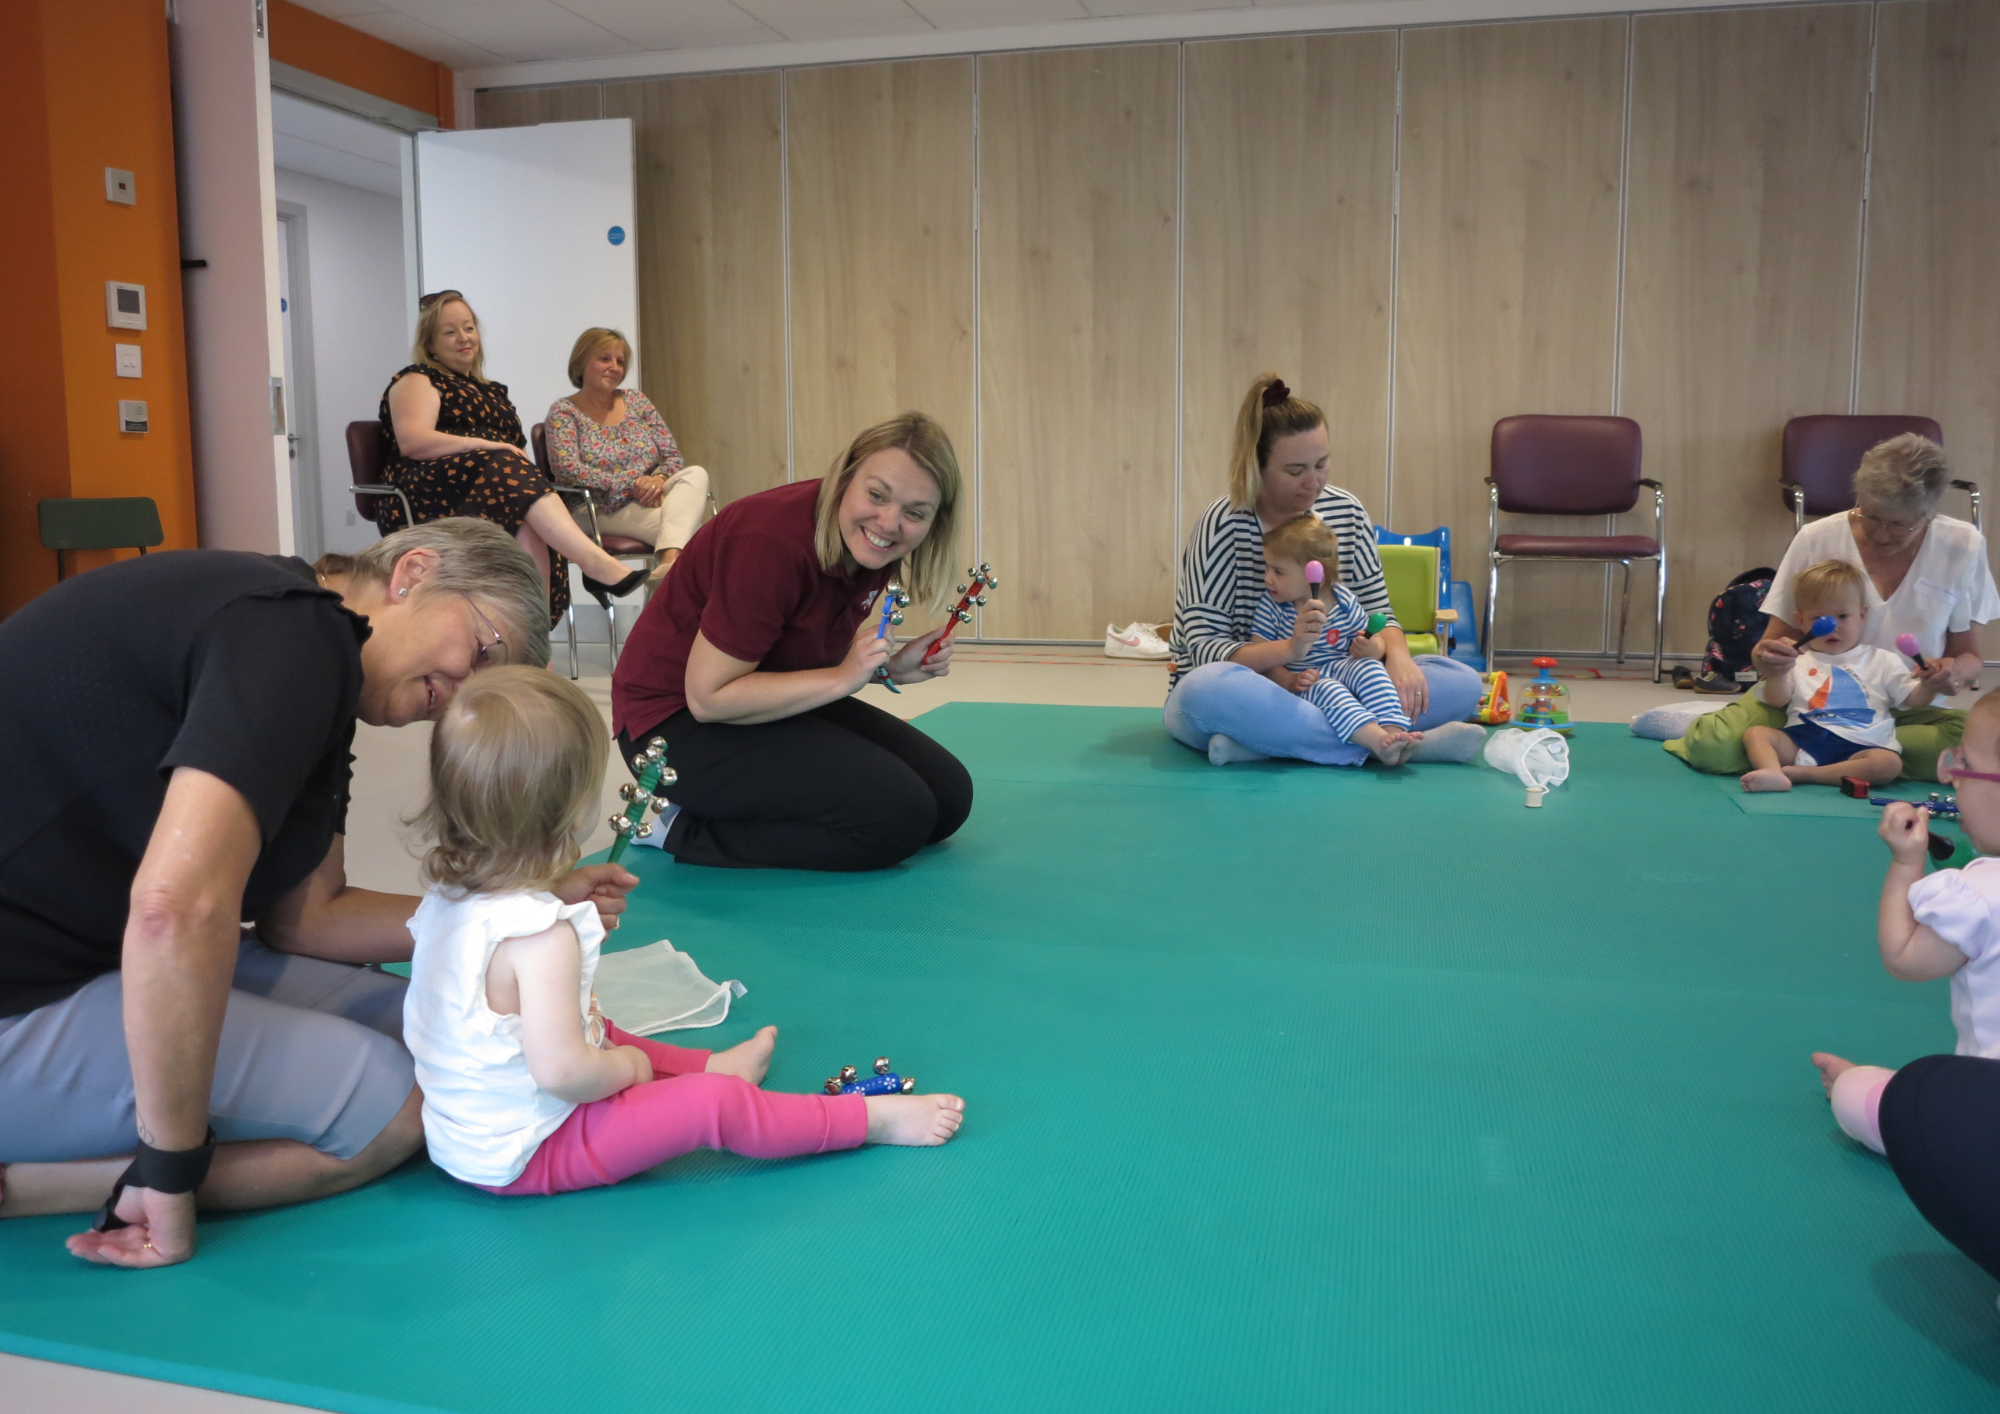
[0,937,413,1164]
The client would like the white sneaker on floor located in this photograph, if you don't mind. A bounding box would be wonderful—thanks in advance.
[1105,621,1170,660]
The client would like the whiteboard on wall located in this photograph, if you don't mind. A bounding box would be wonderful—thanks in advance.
[414,120,637,438]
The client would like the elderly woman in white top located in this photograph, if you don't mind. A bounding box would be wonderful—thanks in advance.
[544,328,711,588]
[1670,434,2000,779]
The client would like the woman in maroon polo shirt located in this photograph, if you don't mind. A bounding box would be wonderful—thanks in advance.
[610,413,973,871]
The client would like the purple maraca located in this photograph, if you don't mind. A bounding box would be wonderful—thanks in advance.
[1896,632,1929,670]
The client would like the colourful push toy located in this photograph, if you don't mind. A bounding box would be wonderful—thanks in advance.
[607,737,675,864]
[822,1056,916,1096]
[1514,657,1572,734]
[1476,670,1511,725]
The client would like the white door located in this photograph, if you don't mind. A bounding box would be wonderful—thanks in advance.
[413,120,639,438]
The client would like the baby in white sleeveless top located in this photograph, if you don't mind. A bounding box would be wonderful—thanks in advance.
[403,667,963,1196]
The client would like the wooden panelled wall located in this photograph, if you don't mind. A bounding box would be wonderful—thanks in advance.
[476,0,2000,652]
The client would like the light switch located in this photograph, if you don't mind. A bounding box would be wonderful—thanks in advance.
[115,344,142,379]
[105,168,135,205]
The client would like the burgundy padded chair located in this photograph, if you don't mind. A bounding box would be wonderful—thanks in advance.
[1485,414,1666,682]
[531,422,657,678]
[1779,415,1974,531]
[344,421,413,531]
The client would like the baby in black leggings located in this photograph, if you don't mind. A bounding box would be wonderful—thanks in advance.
[1813,691,2000,1155]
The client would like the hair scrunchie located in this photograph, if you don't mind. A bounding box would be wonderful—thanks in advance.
[1262,378,1291,408]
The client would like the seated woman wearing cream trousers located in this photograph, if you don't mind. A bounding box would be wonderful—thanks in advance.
[545,327,711,588]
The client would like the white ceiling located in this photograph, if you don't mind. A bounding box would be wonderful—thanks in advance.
[272,91,407,196]
[291,0,1331,69]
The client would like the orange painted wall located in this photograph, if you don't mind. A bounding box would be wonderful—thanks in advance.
[0,0,198,616]
[268,0,457,127]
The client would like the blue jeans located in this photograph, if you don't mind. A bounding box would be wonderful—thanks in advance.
[1162,656,1485,766]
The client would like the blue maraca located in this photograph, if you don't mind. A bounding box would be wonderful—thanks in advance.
[1796,615,1837,652]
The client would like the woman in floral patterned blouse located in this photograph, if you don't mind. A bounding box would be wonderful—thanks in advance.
[544,329,711,588]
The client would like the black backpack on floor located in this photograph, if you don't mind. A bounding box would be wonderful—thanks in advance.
[1701,567,1777,682]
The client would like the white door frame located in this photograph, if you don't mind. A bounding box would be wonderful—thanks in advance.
[276,201,324,560]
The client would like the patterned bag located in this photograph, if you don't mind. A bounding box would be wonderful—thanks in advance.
[1701,567,1776,683]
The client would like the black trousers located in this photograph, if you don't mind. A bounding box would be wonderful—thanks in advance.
[621,697,973,872]
[1881,1053,2000,1282]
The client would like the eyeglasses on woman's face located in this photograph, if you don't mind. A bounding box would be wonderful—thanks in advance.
[465,596,509,669]
[1850,506,1929,538]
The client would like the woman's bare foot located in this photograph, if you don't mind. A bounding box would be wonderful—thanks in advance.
[864,1093,966,1146]
[1812,1052,1857,1098]
[1741,768,1792,792]
[705,1026,777,1086]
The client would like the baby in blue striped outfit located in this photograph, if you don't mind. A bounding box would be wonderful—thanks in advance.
[1249,514,1423,766]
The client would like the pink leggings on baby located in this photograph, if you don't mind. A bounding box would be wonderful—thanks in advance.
[478,1024,869,1196]
[1830,1064,1895,1155]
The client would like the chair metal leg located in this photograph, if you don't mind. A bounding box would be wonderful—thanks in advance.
[1484,556,1501,671]
[607,599,622,667]
[1616,560,1633,664]
[1653,552,1668,683]
[566,599,579,680]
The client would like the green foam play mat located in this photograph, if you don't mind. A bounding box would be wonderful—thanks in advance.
[4,709,1997,1412]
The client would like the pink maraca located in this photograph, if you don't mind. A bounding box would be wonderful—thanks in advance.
[1305,560,1324,603]
[1897,632,1930,670]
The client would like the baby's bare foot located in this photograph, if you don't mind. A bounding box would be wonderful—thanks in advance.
[705,1026,777,1086]
[1370,730,1415,766]
[864,1093,966,1146]
[1812,1052,1856,1098]
[1741,768,1792,793]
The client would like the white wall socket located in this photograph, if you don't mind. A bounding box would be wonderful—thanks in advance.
[105,168,136,205]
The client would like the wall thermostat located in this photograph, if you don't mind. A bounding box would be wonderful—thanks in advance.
[105,168,136,205]
[118,400,149,434]
[106,281,146,330]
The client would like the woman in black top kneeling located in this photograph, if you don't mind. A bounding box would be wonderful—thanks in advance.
[0,519,637,1269]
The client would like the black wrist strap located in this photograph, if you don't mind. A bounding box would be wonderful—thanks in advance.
[92,1128,217,1233]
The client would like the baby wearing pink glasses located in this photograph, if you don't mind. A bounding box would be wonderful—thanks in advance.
[1814,689,2000,1152]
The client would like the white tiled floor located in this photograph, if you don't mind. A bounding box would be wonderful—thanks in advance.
[18,646,1966,1411]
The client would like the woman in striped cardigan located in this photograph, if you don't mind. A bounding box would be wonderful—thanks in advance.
[1164,374,1484,766]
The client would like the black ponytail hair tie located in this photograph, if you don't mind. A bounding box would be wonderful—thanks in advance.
[1262,378,1291,408]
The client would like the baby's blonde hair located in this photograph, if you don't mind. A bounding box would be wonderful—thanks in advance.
[1792,558,1867,616]
[1263,513,1340,579]
[416,667,609,896]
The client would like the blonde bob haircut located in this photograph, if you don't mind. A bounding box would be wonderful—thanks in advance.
[1263,514,1341,580]
[348,517,553,671]
[1791,558,1868,614]
[417,667,609,896]
[814,412,962,607]
[412,293,487,382]
[1228,372,1327,512]
[1854,433,1952,522]
[567,327,632,389]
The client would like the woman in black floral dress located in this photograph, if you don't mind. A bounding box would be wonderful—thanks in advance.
[378,292,647,626]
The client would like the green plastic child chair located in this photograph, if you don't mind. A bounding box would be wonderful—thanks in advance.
[1376,543,1457,657]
